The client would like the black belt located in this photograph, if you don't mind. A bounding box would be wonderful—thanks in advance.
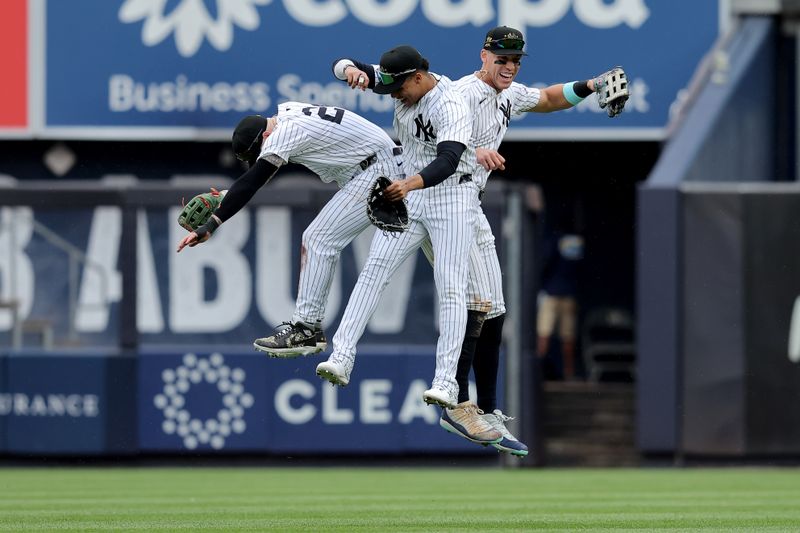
[359,155,377,171]
[457,174,484,200]
[358,147,403,171]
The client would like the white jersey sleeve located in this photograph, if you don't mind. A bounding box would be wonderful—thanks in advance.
[260,120,312,165]
[507,82,541,115]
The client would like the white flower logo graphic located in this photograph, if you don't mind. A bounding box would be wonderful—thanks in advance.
[119,0,271,57]
[154,352,254,450]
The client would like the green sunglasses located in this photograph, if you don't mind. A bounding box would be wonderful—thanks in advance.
[378,67,417,86]
[488,38,525,51]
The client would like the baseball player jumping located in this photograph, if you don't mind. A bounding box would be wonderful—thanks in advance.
[176,102,403,356]
[427,27,629,456]
[316,45,486,415]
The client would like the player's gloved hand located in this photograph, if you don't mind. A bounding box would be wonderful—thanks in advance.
[367,176,409,233]
[593,67,629,118]
[178,188,226,231]
[176,216,220,252]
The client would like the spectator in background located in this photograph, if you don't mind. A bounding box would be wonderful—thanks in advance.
[537,223,584,380]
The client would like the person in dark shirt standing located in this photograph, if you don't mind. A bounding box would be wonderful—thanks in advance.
[537,224,584,380]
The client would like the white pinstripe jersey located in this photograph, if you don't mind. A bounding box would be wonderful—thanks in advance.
[258,101,398,185]
[454,75,541,189]
[373,70,476,179]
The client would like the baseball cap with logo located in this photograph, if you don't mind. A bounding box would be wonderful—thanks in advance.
[374,45,427,95]
[232,115,267,167]
[483,26,527,56]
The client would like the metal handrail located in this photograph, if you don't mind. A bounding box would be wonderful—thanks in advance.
[2,210,109,347]
[664,21,740,138]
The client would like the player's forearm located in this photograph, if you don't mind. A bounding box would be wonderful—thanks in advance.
[403,175,425,191]
[213,159,277,222]
[534,80,594,113]
[418,140,465,188]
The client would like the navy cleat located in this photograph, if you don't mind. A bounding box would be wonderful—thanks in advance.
[480,409,529,457]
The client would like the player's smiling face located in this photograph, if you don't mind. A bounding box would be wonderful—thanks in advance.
[480,50,521,91]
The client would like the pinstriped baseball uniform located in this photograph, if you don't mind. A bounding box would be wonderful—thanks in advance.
[421,76,541,319]
[260,101,404,327]
[330,74,479,399]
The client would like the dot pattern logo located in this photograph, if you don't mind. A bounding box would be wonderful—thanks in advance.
[154,353,254,450]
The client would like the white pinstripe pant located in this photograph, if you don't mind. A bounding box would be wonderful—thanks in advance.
[292,154,403,326]
[331,178,480,397]
[421,208,506,319]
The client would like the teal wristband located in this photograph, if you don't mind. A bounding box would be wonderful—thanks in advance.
[562,82,585,106]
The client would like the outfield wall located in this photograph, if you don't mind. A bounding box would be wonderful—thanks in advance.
[0,348,508,456]
[0,182,533,456]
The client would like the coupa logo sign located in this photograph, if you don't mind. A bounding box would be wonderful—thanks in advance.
[118,0,650,58]
[153,353,254,450]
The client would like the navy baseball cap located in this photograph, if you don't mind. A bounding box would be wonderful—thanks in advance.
[232,115,266,167]
[374,45,427,94]
[483,26,527,56]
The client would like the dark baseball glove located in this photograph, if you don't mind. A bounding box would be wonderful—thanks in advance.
[366,176,409,233]
[178,188,226,231]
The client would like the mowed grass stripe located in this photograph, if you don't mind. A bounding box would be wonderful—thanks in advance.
[0,467,799,532]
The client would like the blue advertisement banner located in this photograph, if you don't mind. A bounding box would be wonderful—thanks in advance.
[138,348,499,454]
[1,352,136,454]
[44,0,720,140]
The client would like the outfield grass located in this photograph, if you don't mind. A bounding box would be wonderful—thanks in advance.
[0,466,799,531]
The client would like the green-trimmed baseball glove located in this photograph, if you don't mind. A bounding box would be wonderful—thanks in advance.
[178,188,227,231]
[366,176,409,233]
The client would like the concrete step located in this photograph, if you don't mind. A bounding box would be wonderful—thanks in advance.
[541,381,637,466]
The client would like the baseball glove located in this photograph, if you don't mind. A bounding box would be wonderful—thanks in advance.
[594,67,629,118]
[366,176,409,233]
[178,188,226,231]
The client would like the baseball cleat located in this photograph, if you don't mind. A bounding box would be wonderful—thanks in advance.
[422,387,457,409]
[253,321,325,357]
[440,402,502,444]
[316,356,352,386]
[480,409,529,457]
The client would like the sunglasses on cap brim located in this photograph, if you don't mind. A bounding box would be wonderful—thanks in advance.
[487,38,525,51]
[378,67,417,86]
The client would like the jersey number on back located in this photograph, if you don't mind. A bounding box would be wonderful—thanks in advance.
[302,106,345,125]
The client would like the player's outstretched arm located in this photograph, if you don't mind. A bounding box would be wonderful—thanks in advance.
[531,67,629,117]
[175,159,279,252]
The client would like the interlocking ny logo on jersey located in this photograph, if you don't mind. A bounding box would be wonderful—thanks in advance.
[414,115,436,142]
[498,99,512,130]
[119,0,270,57]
